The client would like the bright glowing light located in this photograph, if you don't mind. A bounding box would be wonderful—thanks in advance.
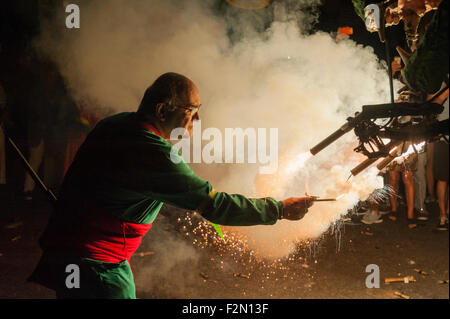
[393,141,426,163]
[285,151,312,174]
[401,142,426,158]
[389,145,399,155]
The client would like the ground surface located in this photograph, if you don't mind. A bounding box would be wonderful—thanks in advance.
[0,188,448,300]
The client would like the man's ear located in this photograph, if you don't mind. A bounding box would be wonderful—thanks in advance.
[155,103,166,122]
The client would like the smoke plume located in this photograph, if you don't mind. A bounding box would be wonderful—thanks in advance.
[36,0,390,259]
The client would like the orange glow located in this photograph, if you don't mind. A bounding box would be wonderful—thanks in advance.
[338,27,354,35]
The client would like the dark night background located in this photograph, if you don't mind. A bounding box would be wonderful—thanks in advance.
[0,0,447,303]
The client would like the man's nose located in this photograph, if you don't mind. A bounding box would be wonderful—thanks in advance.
[193,112,200,121]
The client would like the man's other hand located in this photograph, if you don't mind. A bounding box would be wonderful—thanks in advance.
[282,196,315,220]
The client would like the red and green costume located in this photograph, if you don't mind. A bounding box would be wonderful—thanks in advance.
[29,112,283,298]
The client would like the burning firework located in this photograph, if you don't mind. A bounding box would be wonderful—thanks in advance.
[397,141,426,159]
[377,141,426,170]
[366,185,396,204]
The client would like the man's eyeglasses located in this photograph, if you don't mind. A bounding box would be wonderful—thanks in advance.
[173,104,201,116]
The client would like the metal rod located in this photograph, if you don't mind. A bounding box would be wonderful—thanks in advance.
[384,29,395,104]
[1,120,57,204]
[350,157,379,176]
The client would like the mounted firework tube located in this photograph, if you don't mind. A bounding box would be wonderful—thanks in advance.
[310,101,444,156]
[350,157,379,176]
[309,122,352,155]
[350,139,402,176]
[376,152,398,171]
[375,141,410,171]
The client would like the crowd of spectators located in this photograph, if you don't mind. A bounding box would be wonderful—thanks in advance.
[355,0,449,231]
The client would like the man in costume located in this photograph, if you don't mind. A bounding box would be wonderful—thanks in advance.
[29,72,315,298]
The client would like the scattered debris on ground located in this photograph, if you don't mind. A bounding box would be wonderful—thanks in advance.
[394,291,410,299]
[385,276,415,284]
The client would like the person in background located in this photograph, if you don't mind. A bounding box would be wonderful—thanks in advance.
[425,142,436,204]
[353,0,448,227]
[433,95,449,230]
[386,141,417,225]
[434,140,449,230]
[397,0,449,229]
[22,61,78,200]
[414,145,429,220]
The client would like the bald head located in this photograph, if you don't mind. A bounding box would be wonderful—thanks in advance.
[138,72,196,116]
[137,72,201,139]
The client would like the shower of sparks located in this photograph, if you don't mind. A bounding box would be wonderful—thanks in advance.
[366,184,395,204]
[173,150,385,284]
[177,211,325,281]
[329,219,344,253]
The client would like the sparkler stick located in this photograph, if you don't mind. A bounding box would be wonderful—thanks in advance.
[308,194,345,202]
[313,198,336,202]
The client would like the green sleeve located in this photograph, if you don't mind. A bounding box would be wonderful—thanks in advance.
[402,0,449,93]
[137,137,282,226]
[104,129,282,226]
[199,192,283,226]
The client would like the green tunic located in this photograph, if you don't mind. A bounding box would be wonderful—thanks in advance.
[30,112,283,299]
[60,111,283,225]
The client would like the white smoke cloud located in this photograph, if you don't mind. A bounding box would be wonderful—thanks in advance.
[36,0,389,259]
[131,214,201,298]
